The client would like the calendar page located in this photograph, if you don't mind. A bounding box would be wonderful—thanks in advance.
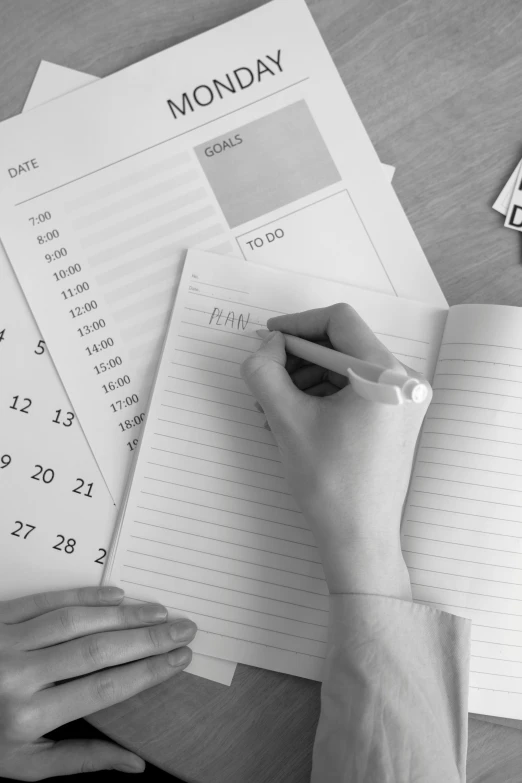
[0,65,115,599]
[0,61,236,686]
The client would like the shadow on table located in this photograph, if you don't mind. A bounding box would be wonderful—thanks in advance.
[1,719,186,782]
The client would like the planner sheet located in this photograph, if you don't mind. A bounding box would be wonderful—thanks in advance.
[0,0,445,511]
[404,304,522,719]
[0,61,236,686]
[493,158,522,216]
[103,249,448,680]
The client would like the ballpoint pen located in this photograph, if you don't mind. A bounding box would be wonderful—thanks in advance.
[257,329,431,405]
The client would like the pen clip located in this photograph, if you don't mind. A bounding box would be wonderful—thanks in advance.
[347,368,407,405]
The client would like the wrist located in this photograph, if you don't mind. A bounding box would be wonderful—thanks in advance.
[317,535,412,600]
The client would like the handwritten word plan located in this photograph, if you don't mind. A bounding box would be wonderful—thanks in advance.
[0,60,235,686]
[0,0,444,512]
[104,249,448,680]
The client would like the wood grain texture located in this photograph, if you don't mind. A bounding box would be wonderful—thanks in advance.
[2,0,522,780]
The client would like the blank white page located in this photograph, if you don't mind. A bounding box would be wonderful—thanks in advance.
[404,303,522,719]
[104,249,447,680]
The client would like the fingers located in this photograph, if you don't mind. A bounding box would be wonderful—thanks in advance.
[11,601,170,651]
[33,646,192,734]
[31,617,197,686]
[0,586,124,625]
[267,303,401,370]
[290,363,347,392]
[306,382,340,397]
[240,331,309,429]
[27,738,145,778]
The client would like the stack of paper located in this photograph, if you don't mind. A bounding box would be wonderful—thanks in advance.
[493,157,522,227]
[0,0,445,688]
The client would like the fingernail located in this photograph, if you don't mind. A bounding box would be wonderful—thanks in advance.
[256,328,277,342]
[138,604,168,623]
[114,760,145,773]
[168,619,197,642]
[168,647,192,668]
[98,586,125,603]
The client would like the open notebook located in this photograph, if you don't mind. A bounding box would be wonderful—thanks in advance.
[104,249,522,720]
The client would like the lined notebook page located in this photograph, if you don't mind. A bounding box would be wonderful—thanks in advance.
[404,303,522,719]
[104,248,447,680]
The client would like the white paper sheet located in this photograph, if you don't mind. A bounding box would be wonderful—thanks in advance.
[0,0,444,513]
[0,60,235,687]
[404,304,522,719]
[492,159,521,215]
[503,162,522,231]
[102,248,448,680]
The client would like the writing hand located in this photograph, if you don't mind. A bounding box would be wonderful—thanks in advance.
[241,303,431,598]
[0,586,196,779]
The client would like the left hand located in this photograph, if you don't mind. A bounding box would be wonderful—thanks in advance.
[0,585,196,780]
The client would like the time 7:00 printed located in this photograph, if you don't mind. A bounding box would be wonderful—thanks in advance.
[30,209,145,455]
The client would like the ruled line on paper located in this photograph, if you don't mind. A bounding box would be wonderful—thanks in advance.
[151,447,282,476]
[121,561,329,617]
[402,549,522,571]
[174,349,242,365]
[123,592,327,658]
[415,475,522,494]
[142,476,299,514]
[126,544,326,592]
[166,378,253,398]
[180,321,263,337]
[121,585,327,645]
[406,562,522,585]
[430,402,522,415]
[439,358,522,369]
[140,490,304,531]
[145,462,292,496]
[163,390,257,412]
[410,489,522,509]
[155,428,278,454]
[424,417,522,432]
[135,513,313,550]
[410,581,522,603]
[156,422,278,448]
[170,363,242,379]
[404,533,522,556]
[133,520,322,574]
[417,460,522,478]
[409,503,522,520]
[436,372,522,384]
[443,341,522,351]
[434,387,522,401]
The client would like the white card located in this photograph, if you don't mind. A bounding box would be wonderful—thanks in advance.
[504,161,522,231]
[492,158,521,216]
[0,60,235,687]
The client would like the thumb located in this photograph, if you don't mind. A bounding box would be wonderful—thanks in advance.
[30,738,146,777]
[241,330,304,428]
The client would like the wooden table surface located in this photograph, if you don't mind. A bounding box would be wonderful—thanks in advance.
[2,0,522,780]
